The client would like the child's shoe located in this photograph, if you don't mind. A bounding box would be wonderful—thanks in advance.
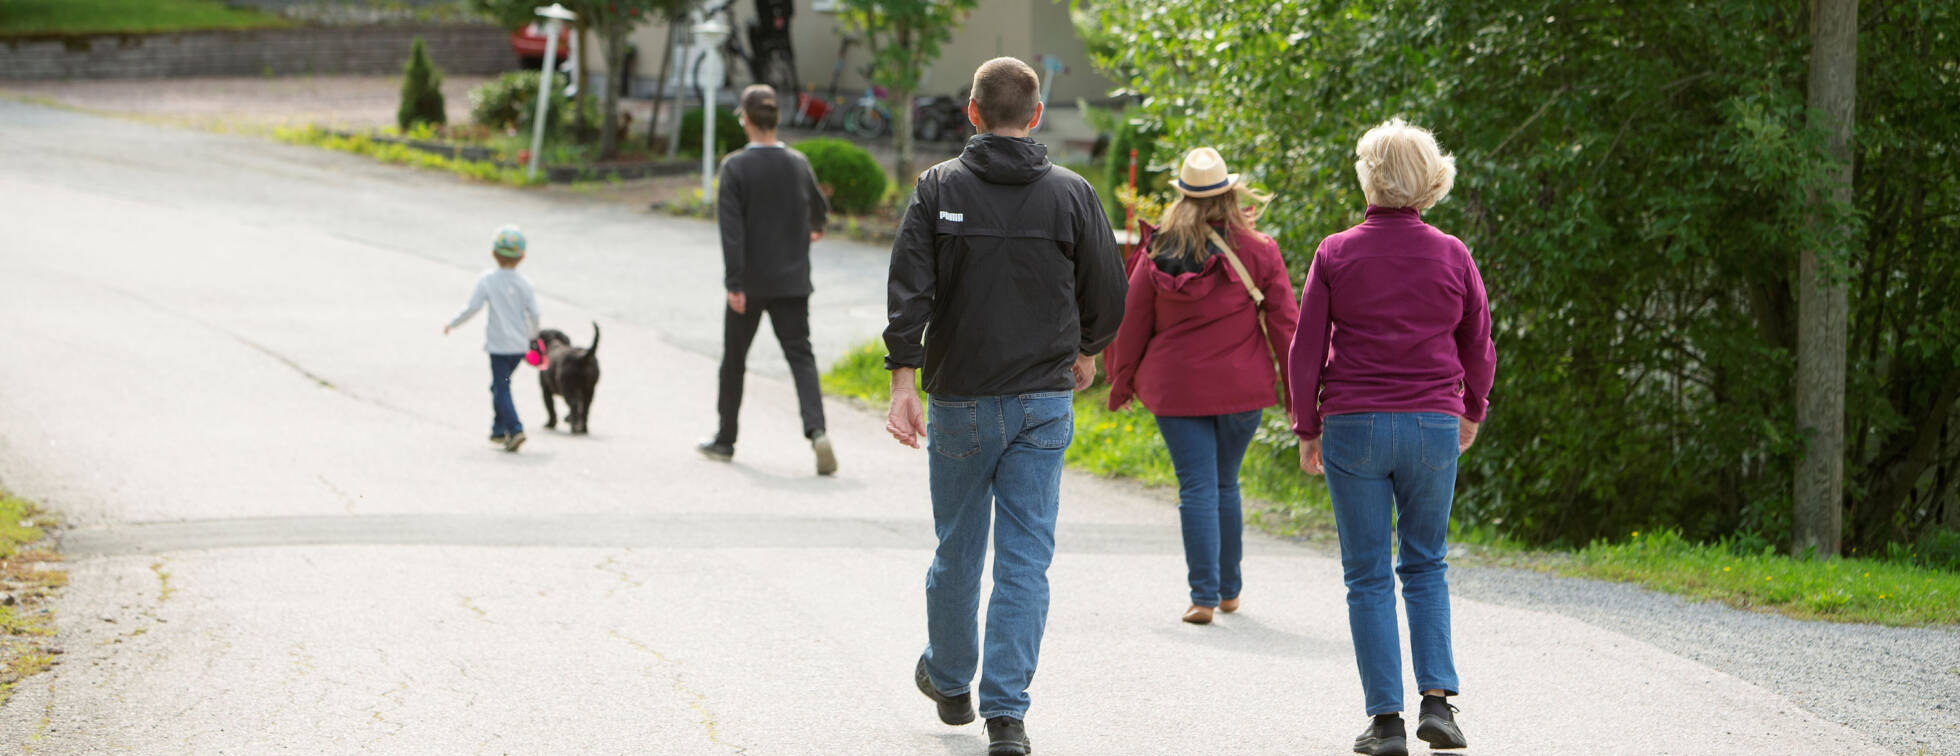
[503,432,527,452]
[489,434,509,445]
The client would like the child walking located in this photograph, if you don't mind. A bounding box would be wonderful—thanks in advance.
[445,225,541,452]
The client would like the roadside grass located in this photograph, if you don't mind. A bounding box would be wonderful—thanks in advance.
[0,491,64,705]
[824,339,1958,628]
[273,126,542,187]
[0,0,288,37]
[1562,529,1960,627]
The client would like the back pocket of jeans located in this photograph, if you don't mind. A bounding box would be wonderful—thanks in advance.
[1417,413,1460,471]
[929,398,980,459]
[1322,414,1373,468]
[1019,393,1074,450]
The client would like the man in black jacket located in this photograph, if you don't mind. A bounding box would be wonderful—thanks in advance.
[699,84,836,475]
[884,57,1126,756]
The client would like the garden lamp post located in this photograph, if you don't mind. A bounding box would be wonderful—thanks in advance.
[528,3,578,181]
[691,14,730,199]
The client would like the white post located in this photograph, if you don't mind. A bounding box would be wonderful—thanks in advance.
[527,4,578,181]
[691,16,730,200]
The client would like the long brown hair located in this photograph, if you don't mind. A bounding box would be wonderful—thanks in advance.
[1152,183,1273,262]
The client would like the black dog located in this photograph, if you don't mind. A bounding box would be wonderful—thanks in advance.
[536,323,601,434]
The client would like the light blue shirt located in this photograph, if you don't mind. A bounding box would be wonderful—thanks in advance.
[448,268,540,354]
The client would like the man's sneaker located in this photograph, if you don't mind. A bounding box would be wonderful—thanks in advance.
[1416,695,1468,750]
[811,430,838,476]
[502,432,526,452]
[696,440,734,461]
[913,656,974,725]
[1353,714,1407,756]
[489,434,508,445]
[985,716,1031,756]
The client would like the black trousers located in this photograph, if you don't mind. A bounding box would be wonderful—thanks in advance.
[717,295,826,445]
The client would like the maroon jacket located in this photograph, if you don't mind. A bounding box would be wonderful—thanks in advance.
[1106,224,1299,417]
[1287,206,1496,440]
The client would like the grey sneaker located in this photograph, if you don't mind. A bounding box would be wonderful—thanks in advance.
[502,432,526,452]
[489,434,508,445]
[812,431,838,476]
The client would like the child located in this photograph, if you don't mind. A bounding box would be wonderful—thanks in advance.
[444,225,541,452]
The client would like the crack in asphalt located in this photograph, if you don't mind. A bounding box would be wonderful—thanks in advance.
[607,627,747,755]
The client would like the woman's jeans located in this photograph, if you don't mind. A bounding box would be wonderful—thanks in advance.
[488,353,524,436]
[920,391,1073,721]
[1321,411,1461,715]
[1154,410,1261,606]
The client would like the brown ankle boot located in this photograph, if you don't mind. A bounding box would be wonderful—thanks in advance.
[1182,604,1214,624]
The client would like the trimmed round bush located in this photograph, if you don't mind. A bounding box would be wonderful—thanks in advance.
[796,138,887,215]
[680,107,746,156]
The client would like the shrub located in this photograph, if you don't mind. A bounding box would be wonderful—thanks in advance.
[679,107,746,156]
[397,37,446,132]
[471,71,546,132]
[796,138,887,214]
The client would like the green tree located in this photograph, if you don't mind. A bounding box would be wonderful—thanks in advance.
[838,0,979,184]
[397,37,447,132]
[1076,0,1959,553]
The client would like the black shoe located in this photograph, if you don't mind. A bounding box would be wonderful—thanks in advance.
[696,440,734,461]
[985,716,1030,756]
[1417,695,1468,750]
[1354,714,1407,756]
[811,430,838,476]
[913,657,974,725]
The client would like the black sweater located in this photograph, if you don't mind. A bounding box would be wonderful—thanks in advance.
[883,134,1128,396]
[717,144,829,298]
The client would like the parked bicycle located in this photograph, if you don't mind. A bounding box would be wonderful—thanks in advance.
[690,0,798,109]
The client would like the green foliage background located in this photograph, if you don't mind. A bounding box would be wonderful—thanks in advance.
[1075,0,1960,552]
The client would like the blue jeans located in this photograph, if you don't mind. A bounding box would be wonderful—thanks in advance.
[1154,410,1262,606]
[489,353,524,436]
[920,391,1073,721]
[1322,411,1461,715]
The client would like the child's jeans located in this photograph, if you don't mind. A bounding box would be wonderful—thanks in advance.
[489,353,524,436]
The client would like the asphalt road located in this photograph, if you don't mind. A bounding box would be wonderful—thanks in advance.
[0,99,1920,754]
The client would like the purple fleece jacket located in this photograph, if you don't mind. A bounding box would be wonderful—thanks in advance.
[1287,206,1495,441]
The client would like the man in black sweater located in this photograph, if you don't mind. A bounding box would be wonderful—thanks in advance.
[699,84,835,475]
[885,58,1127,756]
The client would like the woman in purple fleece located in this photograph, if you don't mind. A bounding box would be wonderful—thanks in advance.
[1288,119,1495,756]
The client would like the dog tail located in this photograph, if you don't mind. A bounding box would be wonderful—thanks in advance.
[588,321,601,358]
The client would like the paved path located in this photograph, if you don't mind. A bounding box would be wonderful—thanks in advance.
[0,100,1912,754]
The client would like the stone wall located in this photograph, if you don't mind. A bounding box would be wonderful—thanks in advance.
[0,25,516,80]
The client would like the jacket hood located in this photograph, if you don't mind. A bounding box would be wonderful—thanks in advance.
[959,134,1053,185]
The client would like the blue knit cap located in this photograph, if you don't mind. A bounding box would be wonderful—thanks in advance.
[492,225,527,258]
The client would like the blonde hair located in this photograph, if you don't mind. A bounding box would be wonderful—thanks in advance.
[1354,118,1456,210]
[1154,182,1273,263]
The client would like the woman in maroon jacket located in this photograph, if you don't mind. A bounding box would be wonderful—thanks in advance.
[1289,119,1490,755]
[1106,147,1299,626]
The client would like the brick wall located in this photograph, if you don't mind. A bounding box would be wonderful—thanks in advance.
[0,25,516,80]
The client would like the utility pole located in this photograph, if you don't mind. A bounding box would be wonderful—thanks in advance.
[1794,0,1857,558]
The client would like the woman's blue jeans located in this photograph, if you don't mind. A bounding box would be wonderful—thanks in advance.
[1321,411,1461,715]
[1154,410,1261,607]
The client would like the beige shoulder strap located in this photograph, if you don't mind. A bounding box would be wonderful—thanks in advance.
[1206,228,1264,304]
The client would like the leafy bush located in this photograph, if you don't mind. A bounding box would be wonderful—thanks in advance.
[796,138,888,215]
[397,37,446,132]
[1079,0,1960,554]
[679,107,746,157]
[471,71,547,132]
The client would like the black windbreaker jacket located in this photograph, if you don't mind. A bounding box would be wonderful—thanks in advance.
[882,134,1128,396]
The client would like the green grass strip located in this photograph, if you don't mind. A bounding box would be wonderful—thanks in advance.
[1565,529,1960,627]
[273,126,543,187]
[0,0,289,37]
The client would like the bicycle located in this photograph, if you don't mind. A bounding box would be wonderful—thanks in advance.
[689,0,798,111]
[841,84,892,138]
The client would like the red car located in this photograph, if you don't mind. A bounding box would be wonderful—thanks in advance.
[510,22,572,66]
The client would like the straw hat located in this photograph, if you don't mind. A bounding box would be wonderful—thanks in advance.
[1173,147,1240,198]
